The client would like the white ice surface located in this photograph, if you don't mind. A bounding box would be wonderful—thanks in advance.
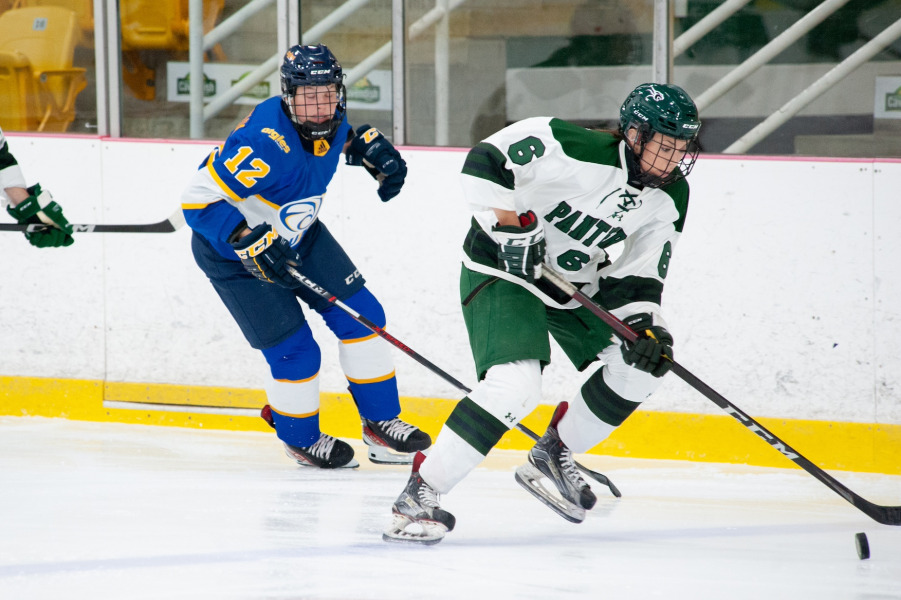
[1,417,900,600]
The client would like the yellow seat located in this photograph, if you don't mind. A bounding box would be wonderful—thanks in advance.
[0,50,39,130]
[118,0,225,101]
[13,0,224,50]
[3,1,225,103]
[0,6,86,131]
[120,0,224,52]
[13,0,94,45]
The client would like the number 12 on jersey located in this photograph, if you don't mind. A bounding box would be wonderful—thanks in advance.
[222,146,271,188]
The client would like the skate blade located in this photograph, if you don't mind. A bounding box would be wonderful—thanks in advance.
[382,514,447,545]
[286,448,360,469]
[294,458,360,469]
[367,445,417,465]
[514,463,586,524]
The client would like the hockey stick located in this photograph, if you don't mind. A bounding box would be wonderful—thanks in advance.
[286,266,621,497]
[0,209,186,233]
[540,266,901,526]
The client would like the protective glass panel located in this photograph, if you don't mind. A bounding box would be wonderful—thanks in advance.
[120,0,260,139]
[675,0,901,156]
[0,0,94,134]
[404,0,658,148]
[312,0,394,138]
[118,0,394,141]
[404,0,901,158]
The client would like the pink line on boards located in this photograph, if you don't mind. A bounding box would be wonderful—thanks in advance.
[6,132,901,163]
[4,132,220,146]
[397,145,469,153]
[4,131,95,142]
[700,152,901,164]
[102,136,220,146]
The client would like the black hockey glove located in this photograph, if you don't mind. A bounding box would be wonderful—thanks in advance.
[346,124,407,202]
[620,313,673,378]
[6,184,74,248]
[229,222,302,289]
[492,210,546,284]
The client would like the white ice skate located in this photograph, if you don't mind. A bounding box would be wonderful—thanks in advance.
[382,452,455,544]
[514,402,596,523]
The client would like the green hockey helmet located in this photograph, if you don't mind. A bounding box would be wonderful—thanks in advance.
[619,83,700,141]
[619,83,701,187]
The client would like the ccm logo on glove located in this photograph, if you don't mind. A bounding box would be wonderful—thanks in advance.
[234,228,278,259]
[6,183,75,248]
[492,210,546,284]
[229,222,302,289]
[346,124,407,202]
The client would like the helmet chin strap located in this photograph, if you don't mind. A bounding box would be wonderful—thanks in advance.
[623,128,651,188]
[623,144,646,189]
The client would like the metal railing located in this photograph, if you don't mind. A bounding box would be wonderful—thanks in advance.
[186,0,465,143]
[664,0,901,154]
[90,0,901,152]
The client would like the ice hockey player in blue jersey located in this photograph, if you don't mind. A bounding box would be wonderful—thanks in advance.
[181,44,430,469]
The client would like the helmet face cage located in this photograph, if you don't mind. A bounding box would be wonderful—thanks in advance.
[280,44,347,141]
[628,123,700,188]
[620,83,701,188]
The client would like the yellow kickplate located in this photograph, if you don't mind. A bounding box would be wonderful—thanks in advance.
[1,376,898,474]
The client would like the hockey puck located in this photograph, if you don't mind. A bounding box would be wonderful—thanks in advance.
[855,532,870,560]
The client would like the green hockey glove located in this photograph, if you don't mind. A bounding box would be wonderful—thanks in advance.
[6,184,74,248]
[620,313,673,377]
[492,210,546,283]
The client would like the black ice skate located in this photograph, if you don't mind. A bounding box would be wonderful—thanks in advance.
[382,452,455,545]
[260,404,359,469]
[362,416,432,465]
[514,401,596,523]
[283,434,359,469]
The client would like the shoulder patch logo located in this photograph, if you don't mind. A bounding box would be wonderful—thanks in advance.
[261,128,291,153]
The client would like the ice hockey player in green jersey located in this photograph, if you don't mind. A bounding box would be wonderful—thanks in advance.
[0,127,74,248]
[383,83,702,544]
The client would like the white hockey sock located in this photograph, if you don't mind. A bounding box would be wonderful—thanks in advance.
[419,427,488,495]
[265,373,320,417]
[557,387,617,454]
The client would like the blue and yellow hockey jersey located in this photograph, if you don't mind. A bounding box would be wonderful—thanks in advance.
[181,96,352,258]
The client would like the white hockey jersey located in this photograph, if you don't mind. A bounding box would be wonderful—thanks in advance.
[460,117,690,323]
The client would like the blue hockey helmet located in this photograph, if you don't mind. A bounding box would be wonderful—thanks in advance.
[280,44,347,141]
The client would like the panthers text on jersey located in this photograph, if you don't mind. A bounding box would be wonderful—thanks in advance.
[460,117,689,322]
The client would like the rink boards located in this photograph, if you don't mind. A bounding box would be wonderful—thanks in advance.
[2,135,901,477]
